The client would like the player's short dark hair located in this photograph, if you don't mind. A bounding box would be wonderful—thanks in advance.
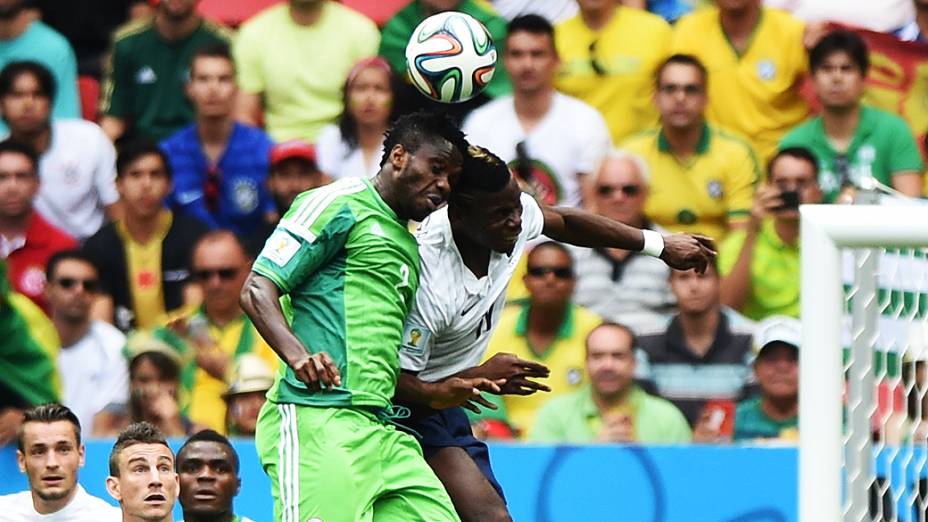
[527,241,573,267]
[177,429,239,473]
[190,42,235,74]
[506,14,556,53]
[585,322,638,355]
[0,61,55,102]
[453,144,512,200]
[116,140,173,180]
[379,110,467,167]
[17,403,81,452]
[655,54,708,89]
[109,422,171,476]
[768,146,820,180]
[46,249,98,281]
[0,139,38,174]
[809,30,869,75]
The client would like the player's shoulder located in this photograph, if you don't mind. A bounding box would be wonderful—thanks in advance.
[761,5,805,33]
[54,118,107,141]
[112,17,155,47]
[91,320,128,348]
[466,95,514,125]
[710,126,757,157]
[620,128,661,151]
[619,6,671,32]
[572,304,604,328]
[552,93,608,128]
[0,491,34,516]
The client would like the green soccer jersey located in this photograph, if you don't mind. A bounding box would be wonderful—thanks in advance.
[253,177,419,410]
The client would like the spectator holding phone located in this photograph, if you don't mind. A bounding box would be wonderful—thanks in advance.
[718,147,821,321]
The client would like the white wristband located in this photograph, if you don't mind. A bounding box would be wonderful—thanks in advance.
[641,229,664,258]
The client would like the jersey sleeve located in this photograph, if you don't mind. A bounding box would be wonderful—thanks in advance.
[398,268,450,372]
[520,192,545,241]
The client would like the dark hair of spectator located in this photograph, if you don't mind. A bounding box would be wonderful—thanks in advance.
[177,429,240,473]
[116,140,173,180]
[453,144,512,198]
[189,42,235,75]
[655,54,708,89]
[585,322,638,354]
[338,65,402,150]
[527,241,573,267]
[109,422,170,476]
[130,351,181,382]
[0,61,56,102]
[379,110,467,167]
[809,30,869,76]
[46,249,98,281]
[16,403,81,452]
[506,14,557,53]
[767,146,820,179]
[0,139,38,174]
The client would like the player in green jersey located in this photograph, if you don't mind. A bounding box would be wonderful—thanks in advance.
[240,112,497,522]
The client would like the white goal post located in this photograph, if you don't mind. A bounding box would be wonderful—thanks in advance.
[801,202,928,522]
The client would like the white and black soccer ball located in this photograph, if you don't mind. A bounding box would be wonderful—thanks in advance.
[404,11,497,104]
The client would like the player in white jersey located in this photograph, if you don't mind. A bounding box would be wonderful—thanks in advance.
[0,404,121,522]
[394,145,716,521]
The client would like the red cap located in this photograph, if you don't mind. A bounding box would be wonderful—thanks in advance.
[270,140,317,166]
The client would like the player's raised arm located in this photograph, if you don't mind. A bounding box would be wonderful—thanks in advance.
[540,203,717,273]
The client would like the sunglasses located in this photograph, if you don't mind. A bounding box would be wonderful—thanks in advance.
[596,184,642,197]
[589,40,606,76]
[527,266,574,279]
[55,277,99,292]
[194,268,239,281]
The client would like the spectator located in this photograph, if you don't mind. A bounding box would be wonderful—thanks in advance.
[176,430,257,522]
[380,0,511,118]
[0,139,76,312]
[780,30,924,202]
[105,422,179,522]
[482,241,602,436]
[0,0,79,134]
[160,43,275,237]
[84,141,208,332]
[719,147,821,321]
[554,0,671,144]
[531,322,691,443]
[46,250,129,439]
[160,231,279,434]
[637,263,754,441]
[315,57,397,182]
[234,0,380,142]
[673,0,808,163]
[896,0,928,42]
[100,0,232,142]
[0,404,120,520]
[0,61,120,240]
[768,0,913,34]
[623,54,759,242]
[222,354,274,437]
[463,14,611,208]
[570,150,675,332]
[491,0,577,24]
[733,316,800,442]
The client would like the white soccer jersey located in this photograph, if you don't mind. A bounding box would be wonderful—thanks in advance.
[399,192,544,382]
[0,486,121,521]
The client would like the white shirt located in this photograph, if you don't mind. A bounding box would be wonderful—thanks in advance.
[36,120,118,240]
[0,486,121,521]
[764,0,913,32]
[57,321,128,438]
[399,193,544,381]
[315,124,383,180]
[491,0,578,23]
[463,92,611,208]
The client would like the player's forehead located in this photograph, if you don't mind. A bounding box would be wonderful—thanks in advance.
[179,441,233,465]
[22,421,78,447]
[411,139,462,165]
[121,443,174,468]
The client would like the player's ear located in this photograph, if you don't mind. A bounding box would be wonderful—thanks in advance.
[106,476,122,501]
[389,144,408,172]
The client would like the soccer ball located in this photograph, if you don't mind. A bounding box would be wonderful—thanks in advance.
[405,11,497,104]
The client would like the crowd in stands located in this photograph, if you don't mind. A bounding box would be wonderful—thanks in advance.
[1,0,927,491]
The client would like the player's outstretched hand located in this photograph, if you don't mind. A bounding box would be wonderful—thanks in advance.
[429,377,504,412]
[291,352,341,391]
[659,233,717,274]
[478,353,551,381]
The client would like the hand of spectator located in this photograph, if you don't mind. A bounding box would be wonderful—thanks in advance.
[143,383,181,422]
[429,377,504,413]
[477,353,550,382]
[803,20,830,50]
[597,414,635,443]
[659,234,717,274]
[751,184,784,222]
[692,409,728,443]
[194,345,232,381]
[290,352,341,391]
[0,407,24,446]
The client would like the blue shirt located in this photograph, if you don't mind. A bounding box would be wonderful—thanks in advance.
[0,21,79,133]
[161,122,275,235]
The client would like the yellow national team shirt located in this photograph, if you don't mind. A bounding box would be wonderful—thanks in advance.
[622,124,759,242]
[672,7,808,164]
[555,8,672,144]
[483,301,602,438]
[118,210,172,330]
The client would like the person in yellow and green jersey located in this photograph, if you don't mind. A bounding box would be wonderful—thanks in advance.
[555,0,671,144]
[622,54,759,243]
[672,0,809,164]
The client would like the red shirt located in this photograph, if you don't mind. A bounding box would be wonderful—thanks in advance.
[5,212,77,313]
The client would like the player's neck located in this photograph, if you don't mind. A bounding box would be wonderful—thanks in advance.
[719,3,761,46]
[32,484,77,514]
[124,209,166,245]
[154,11,200,42]
[197,115,234,146]
[662,121,704,162]
[10,124,51,155]
[761,394,798,421]
[182,510,235,522]
[0,209,31,238]
[593,385,632,410]
[678,307,720,357]
[205,301,243,327]
[54,313,93,349]
[451,228,491,278]
[822,103,860,149]
[289,1,323,26]
[514,88,554,133]
[580,4,617,31]
[527,300,568,334]
[0,8,32,41]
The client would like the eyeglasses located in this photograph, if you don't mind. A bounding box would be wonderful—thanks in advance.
[55,277,99,292]
[526,266,574,279]
[194,268,239,281]
[596,184,642,197]
[657,83,704,96]
[589,40,606,76]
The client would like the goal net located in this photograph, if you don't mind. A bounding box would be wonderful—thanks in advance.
[801,195,928,522]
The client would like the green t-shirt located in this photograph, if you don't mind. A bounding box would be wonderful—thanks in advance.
[733,396,798,441]
[779,105,923,203]
[717,219,799,321]
[100,19,230,141]
[253,177,420,410]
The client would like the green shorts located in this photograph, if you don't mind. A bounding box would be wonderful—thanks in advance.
[255,400,461,522]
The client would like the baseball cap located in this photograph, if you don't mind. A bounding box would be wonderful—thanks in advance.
[223,354,275,399]
[753,316,801,359]
[270,140,316,166]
